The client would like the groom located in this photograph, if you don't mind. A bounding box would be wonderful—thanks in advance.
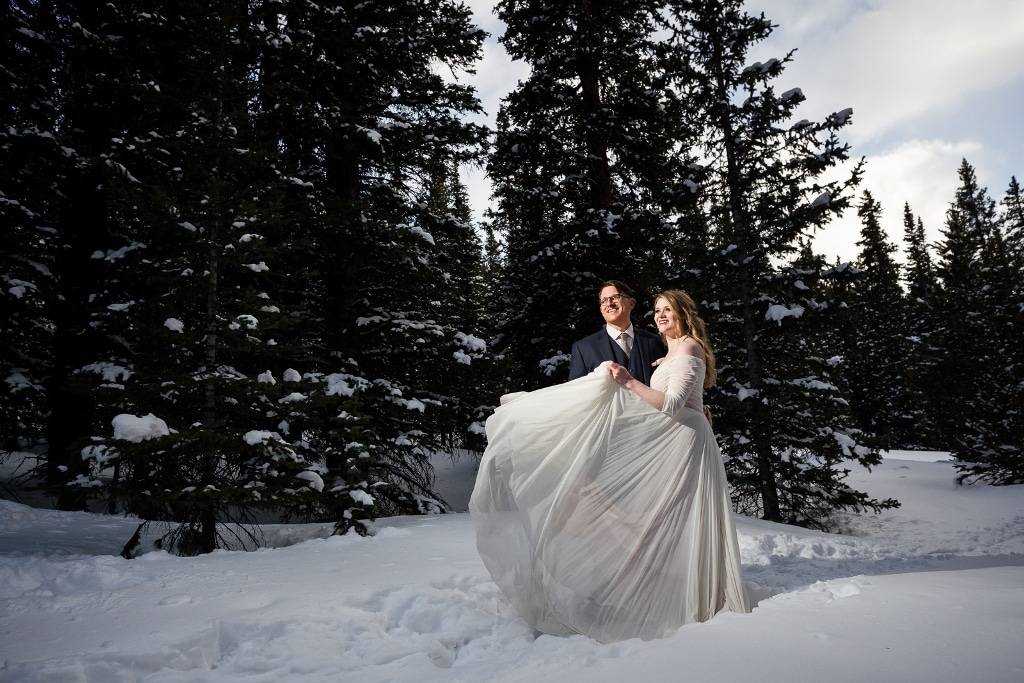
[568,280,666,385]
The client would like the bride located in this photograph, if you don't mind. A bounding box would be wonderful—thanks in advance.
[469,290,749,642]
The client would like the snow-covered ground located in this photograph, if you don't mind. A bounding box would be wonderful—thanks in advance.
[1,450,1023,682]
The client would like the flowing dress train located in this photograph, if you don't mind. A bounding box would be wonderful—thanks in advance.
[469,357,749,642]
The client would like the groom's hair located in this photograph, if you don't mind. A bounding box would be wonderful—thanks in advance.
[598,280,634,300]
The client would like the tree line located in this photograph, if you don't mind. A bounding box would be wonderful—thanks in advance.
[2,0,1020,555]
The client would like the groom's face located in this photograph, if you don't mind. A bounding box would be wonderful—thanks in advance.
[599,285,634,330]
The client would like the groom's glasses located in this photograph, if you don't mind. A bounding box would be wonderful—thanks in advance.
[599,294,625,306]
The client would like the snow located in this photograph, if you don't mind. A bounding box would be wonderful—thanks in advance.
[765,303,805,324]
[5,279,37,299]
[103,159,140,183]
[78,362,131,383]
[832,108,854,126]
[737,385,760,401]
[231,314,258,330]
[243,430,283,446]
[403,398,426,412]
[1,451,1022,682]
[780,87,803,101]
[111,413,170,442]
[296,471,325,492]
[409,226,435,245]
[325,374,360,397]
[3,370,38,391]
[106,301,135,312]
[454,332,487,353]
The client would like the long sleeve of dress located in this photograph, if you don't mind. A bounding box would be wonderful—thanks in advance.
[658,355,704,417]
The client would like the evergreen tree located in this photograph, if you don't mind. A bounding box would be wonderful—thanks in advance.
[899,202,942,449]
[1004,177,1024,261]
[489,0,699,388]
[758,240,892,528]
[928,160,1022,484]
[270,0,490,515]
[927,159,993,447]
[946,170,1024,484]
[60,0,364,555]
[478,217,514,425]
[842,191,914,448]
[992,176,1024,482]
[0,1,63,460]
[416,159,497,454]
[0,1,135,509]
[3,0,491,552]
[667,0,895,528]
[902,203,937,304]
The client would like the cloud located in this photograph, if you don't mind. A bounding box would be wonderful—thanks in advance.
[813,138,986,262]
[745,0,1024,260]
[748,0,1024,146]
[460,2,530,219]
[470,40,529,120]
[458,0,1023,261]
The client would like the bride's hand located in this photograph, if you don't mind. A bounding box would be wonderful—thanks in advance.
[608,362,634,386]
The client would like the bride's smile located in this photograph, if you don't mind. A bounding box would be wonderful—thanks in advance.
[653,297,678,337]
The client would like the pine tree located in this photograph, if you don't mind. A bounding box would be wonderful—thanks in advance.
[0,1,64,461]
[992,177,1024,482]
[667,0,895,528]
[1001,177,1024,325]
[1,1,137,509]
[489,0,699,388]
[283,0,490,516]
[842,191,915,448]
[948,172,1024,484]
[56,1,359,554]
[899,202,942,449]
[927,160,1022,484]
[478,218,514,427]
[5,0,491,553]
[928,159,993,447]
[416,159,497,454]
[902,204,937,304]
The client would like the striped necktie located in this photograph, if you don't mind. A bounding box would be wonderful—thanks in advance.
[617,332,631,358]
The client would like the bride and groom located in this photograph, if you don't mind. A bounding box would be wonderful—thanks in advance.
[469,280,749,643]
[567,280,664,385]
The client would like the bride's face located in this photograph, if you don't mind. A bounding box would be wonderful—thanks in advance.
[653,298,680,338]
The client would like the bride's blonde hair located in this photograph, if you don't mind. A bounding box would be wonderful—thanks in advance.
[655,290,717,388]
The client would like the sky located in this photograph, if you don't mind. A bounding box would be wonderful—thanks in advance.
[2,449,1023,680]
[458,0,1024,263]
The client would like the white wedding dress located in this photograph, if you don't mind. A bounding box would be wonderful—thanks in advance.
[469,357,749,643]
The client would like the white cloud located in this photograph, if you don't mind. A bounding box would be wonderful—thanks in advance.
[813,138,986,262]
[748,0,1024,145]
[459,0,1024,261]
[744,0,1024,262]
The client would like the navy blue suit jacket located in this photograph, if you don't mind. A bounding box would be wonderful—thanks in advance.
[567,326,666,385]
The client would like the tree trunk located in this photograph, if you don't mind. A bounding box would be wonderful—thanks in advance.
[715,65,781,522]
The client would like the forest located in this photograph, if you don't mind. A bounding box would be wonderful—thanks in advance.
[2,0,1021,556]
